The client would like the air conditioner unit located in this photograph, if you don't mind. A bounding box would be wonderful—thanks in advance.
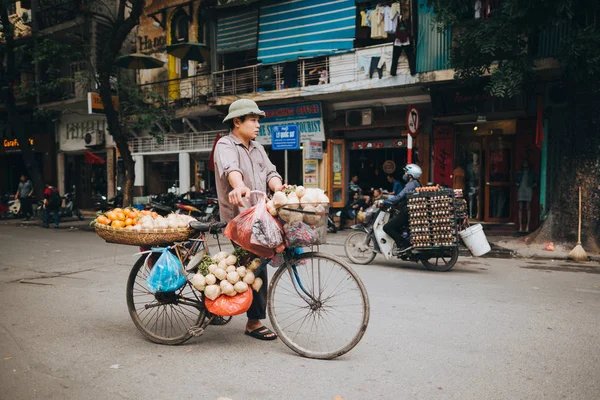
[21,10,32,24]
[345,109,373,127]
[84,130,105,147]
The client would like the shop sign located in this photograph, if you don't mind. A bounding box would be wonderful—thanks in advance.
[271,124,300,151]
[382,160,396,174]
[258,102,325,146]
[350,138,405,150]
[137,35,167,53]
[433,126,454,187]
[305,141,323,160]
[431,82,525,118]
[2,137,35,153]
[407,106,419,136]
[88,93,119,115]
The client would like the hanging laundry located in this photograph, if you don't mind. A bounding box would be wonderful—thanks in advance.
[357,56,371,76]
[365,8,373,27]
[369,56,383,79]
[377,46,394,73]
[369,6,387,39]
[360,10,368,27]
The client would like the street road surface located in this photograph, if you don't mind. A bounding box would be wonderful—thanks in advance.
[0,224,599,400]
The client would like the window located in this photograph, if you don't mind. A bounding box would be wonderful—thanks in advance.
[171,11,189,43]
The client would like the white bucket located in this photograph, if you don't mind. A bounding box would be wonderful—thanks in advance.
[459,224,491,257]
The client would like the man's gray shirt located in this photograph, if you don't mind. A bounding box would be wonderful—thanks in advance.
[17,180,33,198]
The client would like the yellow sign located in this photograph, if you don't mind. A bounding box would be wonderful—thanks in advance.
[88,93,119,114]
[333,172,342,186]
[3,138,34,148]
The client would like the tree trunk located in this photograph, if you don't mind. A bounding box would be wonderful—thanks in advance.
[98,73,135,206]
[94,0,146,207]
[528,84,600,252]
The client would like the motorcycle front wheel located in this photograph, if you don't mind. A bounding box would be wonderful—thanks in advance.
[420,247,459,272]
[344,231,377,265]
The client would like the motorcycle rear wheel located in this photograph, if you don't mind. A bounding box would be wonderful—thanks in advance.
[420,247,459,272]
[344,231,377,265]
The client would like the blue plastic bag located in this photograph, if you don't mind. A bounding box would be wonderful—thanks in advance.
[146,247,186,293]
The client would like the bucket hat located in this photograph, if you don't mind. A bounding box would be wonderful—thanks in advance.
[222,99,266,123]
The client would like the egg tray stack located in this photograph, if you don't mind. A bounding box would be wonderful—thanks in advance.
[453,189,468,220]
[407,188,458,248]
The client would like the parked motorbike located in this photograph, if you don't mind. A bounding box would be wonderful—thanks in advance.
[176,196,220,222]
[94,187,124,212]
[327,208,340,233]
[344,205,459,272]
[35,188,84,221]
[0,193,13,218]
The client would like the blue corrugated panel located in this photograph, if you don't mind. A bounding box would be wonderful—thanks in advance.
[257,0,356,64]
[416,0,451,73]
[217,9,258,54]
[537,22,569,58]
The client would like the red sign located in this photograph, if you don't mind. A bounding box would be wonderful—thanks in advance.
[433,126,454,187]
[407,106,419,136]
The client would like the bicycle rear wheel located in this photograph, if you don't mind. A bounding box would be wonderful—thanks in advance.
[268,252,370,360]
[126,255,206,345]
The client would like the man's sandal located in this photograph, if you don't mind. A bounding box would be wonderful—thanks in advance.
[245,326,278,341]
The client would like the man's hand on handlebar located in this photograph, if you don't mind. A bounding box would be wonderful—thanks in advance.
[229,186,251,206]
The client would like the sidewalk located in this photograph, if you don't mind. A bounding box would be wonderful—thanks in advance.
[2,214,598,263]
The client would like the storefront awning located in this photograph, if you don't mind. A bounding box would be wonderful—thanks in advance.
[84,150,106,165]
[257,0,356,64]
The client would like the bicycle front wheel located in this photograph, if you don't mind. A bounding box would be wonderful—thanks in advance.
[126,255,206,345]
[268,252,370,360]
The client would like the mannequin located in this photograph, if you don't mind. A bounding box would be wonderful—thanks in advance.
[466,152,480,219]
[516,160,537,232]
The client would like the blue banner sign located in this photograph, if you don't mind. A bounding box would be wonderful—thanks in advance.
[271,124,300,151]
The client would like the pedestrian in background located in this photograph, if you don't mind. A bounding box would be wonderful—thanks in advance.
[15,174,34,220]
[387,174,404,195]
[42,183,61,229]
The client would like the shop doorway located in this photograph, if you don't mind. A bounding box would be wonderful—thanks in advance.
[349,145,408,194]
[456,126,515,223]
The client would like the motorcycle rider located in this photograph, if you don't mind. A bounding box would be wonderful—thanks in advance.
[376,164,422,252]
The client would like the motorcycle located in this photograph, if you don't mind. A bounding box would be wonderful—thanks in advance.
[344,205,459,272]
[94,187,124,212]
[0,194,14,218]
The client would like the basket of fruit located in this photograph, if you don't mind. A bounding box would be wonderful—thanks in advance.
[268,186,330,248]
[93,208,196,246]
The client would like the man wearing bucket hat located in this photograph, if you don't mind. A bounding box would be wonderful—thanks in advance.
[214,99,284,341]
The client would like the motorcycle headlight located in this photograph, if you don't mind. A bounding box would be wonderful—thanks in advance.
[102,196,107,200]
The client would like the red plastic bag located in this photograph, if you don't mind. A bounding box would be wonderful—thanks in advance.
[224,193,284,258]
[205,290,253,316]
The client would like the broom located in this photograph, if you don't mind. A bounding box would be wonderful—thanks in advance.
[568,186,588,261]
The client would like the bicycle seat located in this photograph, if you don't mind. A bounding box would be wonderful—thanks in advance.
[189,221,227,233]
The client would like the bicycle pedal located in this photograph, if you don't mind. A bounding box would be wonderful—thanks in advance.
[188,326,205,337]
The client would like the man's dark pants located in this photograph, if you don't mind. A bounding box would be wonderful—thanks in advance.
[20,196,33,218]
[382,208,410,246]
[231,241,267,320]
[43,207,60,228]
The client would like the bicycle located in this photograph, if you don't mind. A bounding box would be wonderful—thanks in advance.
[126,220,370,360]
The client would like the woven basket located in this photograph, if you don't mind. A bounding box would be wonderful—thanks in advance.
[95,224,194,247]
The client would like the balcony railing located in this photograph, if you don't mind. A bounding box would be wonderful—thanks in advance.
[129,129,228,155]
[138,74,212,109]
[212,43,417,98]
[213,57,329,96]
[37,0,82,30]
